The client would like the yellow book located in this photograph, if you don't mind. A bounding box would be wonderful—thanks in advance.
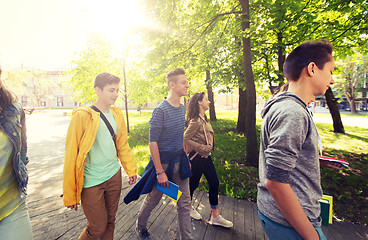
[167,190,182,203]
[322,195,333,224]
[156,181,182,203]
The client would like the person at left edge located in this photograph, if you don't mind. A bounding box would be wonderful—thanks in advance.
[0,66,32,240]
[63,72,137,240]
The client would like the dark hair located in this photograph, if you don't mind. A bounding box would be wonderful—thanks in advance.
[94,72,120,89]
[186,92,207,126]
[0,67,17,108]
[275,81,289,94]
[283,40,334,81]
[166,68,185,86]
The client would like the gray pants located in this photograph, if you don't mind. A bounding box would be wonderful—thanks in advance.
[137,162,193,240]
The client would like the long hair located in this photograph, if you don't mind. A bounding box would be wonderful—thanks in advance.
[0,68,17,108]
[186,92,207,126]
[274,81,289,95]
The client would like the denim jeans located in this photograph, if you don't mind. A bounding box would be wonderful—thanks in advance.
[0,202,32,240]
[79,169,122,240]
[258,210,326,240]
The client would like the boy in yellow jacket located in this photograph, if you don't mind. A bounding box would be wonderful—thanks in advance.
[63,72,137,240]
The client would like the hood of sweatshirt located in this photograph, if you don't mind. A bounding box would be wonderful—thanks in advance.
[261,92,307,119]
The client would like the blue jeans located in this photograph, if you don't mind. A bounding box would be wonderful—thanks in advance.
[0,202,32,240]
[258,210,326,240]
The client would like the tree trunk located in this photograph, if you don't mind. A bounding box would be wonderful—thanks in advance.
[237,85,247,133]
[239,0,259,168]
[349,98,357,113]
[277,31,285,83]
[206,70,217,121]
[325,87,344,133]
[122,58,130,132]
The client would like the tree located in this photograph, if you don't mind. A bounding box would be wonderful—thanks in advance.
[325,87,345,133]
[3,69,57,107]
[68,36,121,105]
[238,0,258,167]
[335,54,368,113]
[206,70,217,121]
[121,55,130,132]
[138,0,259,166]
[27,70,51,107]
[249,0,367,132]
[136,0,368,166]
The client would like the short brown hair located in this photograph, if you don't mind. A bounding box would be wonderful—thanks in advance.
[166,68,185,86]
[283,40,333,81]
[94,72,120,89]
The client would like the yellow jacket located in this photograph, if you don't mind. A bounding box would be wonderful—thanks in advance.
[63,106,136,206]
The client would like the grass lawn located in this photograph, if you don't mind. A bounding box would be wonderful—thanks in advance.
[127,110,368,225]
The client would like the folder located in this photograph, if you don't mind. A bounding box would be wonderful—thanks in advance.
[319,194,333,226]
[319,199,330,226]
[322,194,333,224]
[156,180,182,203]
[319,156,349,168]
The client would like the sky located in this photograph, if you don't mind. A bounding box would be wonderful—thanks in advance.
[0,0,148,70]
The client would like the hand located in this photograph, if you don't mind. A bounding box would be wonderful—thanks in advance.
[66,203,80,211]
[128,175,137,185]
[320,160,344,170]
[204,144,212,154]
[157,172,169,188]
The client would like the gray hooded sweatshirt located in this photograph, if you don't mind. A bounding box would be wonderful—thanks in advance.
[257,92,322,227]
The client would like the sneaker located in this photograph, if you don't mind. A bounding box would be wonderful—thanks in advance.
[209,215,233,228]
[135,227,152,240]
[190,206,202,220]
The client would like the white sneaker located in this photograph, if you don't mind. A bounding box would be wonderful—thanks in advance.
[209,215,233,228]
[190,206,202,220]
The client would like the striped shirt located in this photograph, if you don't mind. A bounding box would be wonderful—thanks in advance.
[149,100,186,157]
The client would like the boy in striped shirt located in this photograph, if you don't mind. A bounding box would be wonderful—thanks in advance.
[135,68,193,240]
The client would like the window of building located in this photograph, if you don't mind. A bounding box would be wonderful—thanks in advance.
[21,96,28,106]
[57,96,64,107]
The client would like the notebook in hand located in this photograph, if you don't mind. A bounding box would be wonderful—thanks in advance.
[156,180,182,202]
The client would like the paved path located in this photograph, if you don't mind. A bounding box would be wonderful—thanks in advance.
[312,114,368,128]
[25,110,368,239]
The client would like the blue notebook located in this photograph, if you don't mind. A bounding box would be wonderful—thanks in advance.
[156,180,182,202]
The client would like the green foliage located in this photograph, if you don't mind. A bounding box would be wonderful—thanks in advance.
[139,0,243,95]
[67,35,122,105]
[250,0,368,94]
[333,53,368,112]
[126,111,152,174]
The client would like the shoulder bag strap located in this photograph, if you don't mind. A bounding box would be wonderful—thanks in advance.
[90,105,118,155]
[203,121,209,145]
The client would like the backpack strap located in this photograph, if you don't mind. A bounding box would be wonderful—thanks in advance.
[90,105,117,155]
